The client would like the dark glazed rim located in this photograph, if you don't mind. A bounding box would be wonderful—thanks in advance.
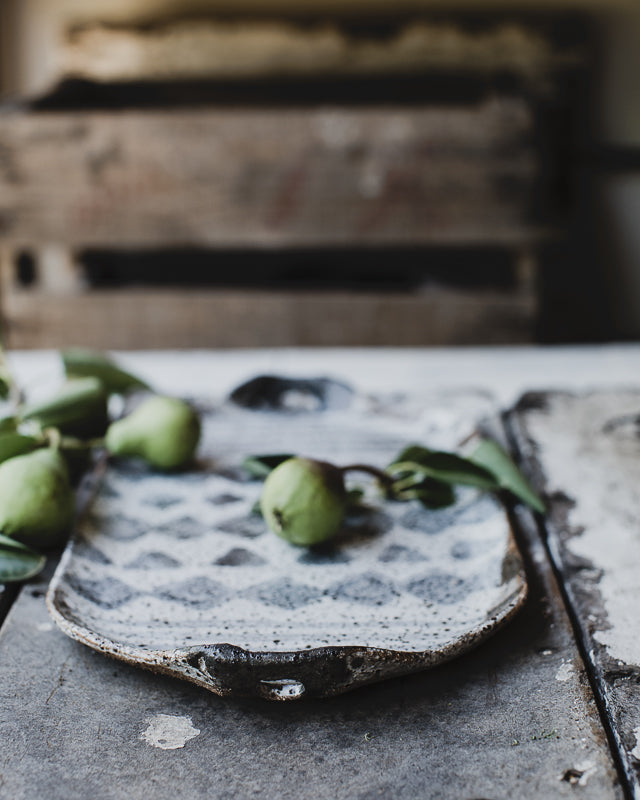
[45,532,527,701]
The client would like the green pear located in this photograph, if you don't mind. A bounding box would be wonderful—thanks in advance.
[260,457,346,546]
[0,448,74,549]
[105,395,201,470]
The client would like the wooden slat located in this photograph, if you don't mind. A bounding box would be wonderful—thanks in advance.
[60,21,568,83]
[0,101,539,247]
[1,285,536,349]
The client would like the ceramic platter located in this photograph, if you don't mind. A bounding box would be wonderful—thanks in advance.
[47,376,527,701]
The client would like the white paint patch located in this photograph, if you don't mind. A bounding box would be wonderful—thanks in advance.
[36,622,53,632]
[140,714,200,750]
[575,759,598,786]
[631,727,640,761]
[527,393,640,666]
[555,659,574,682]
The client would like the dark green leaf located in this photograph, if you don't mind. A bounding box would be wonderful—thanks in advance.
[389,452,498,490]
[389,444,434,470]
[469,439,545,513]
[0,534,45,583]
[20,377,109,439]
[0,433,41,464]
[0,416,18,434]
[242,454,295,480]
[61,348,151,395]
[412,479,456,509]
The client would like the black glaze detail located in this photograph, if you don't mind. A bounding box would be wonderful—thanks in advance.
[155,516,204,540]
[186,643,357,698]
[249,579,323,609]
[91,512,148,541]
[399,494,495,534]
[66,574,138,609]
[229,375,353,412]
[125,551,181,570]
[214,548,267,567]
[217,515,267,539]
[207,493,242,506]
[331,573,399,605]
[158,577,230,608]
[378,544,428,564]
[450,541,472,560]
[513,391,554,413]
[141,495,184,509]
[298,545,351,565]
[74,541,113,565]
[407,572,476,605]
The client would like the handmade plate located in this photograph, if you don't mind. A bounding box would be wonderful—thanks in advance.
[47,376,527,700]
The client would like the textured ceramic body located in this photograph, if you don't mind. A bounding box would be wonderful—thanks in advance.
[47,377,527,700]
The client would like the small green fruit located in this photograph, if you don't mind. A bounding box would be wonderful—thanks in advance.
[105,395,200,470]
[0,448,74,549]
[260,457,346,546]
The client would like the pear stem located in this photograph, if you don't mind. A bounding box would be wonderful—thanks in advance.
[339,463,395,489]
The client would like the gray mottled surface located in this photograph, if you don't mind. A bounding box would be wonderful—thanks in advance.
[0,506,621,800]
[512,390,640,798]
[0,349,637,798]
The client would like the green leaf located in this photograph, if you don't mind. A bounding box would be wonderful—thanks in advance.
[0,433,41,464]
[61,348,151,395]
[242,454,295,480]
[389,444,434,470]
[469,439,545,513]
[389,452,499,490]
[0,416,18,434]
[0,534,45,583]
[397,477,456,509]
[20,377,109,439]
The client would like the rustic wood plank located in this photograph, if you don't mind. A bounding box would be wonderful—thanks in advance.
[59,20,568,83]
[0,102,540,247]
[511,390,640,798]
[1,284,536,348]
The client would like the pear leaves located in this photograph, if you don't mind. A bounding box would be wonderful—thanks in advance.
[0,349,153,583]
[247,437,544,522]
[386,441,544,512]
[0,534,46,583]
[468,439,545,513]
[61,348,150,395]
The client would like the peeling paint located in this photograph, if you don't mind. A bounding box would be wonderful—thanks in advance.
[555,659,574,682]
[525,393,640,667]
[574,760,598,786]
[140,714,200,750]
[560,759,598,787]
[36,622,53,632]
[631,727,640,761]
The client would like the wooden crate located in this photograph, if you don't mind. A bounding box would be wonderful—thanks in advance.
[0,99,539,248]
[0,95,542,347]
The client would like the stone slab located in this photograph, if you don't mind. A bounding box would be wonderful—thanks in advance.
[0,348,637,798]
[0,505,622,799]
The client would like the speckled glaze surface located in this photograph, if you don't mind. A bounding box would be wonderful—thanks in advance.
[47,377,527,700]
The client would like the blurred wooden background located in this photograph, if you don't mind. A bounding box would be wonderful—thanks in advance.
[0,0,612,348]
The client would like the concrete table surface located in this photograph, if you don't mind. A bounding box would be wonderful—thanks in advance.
[2,344,640,800]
